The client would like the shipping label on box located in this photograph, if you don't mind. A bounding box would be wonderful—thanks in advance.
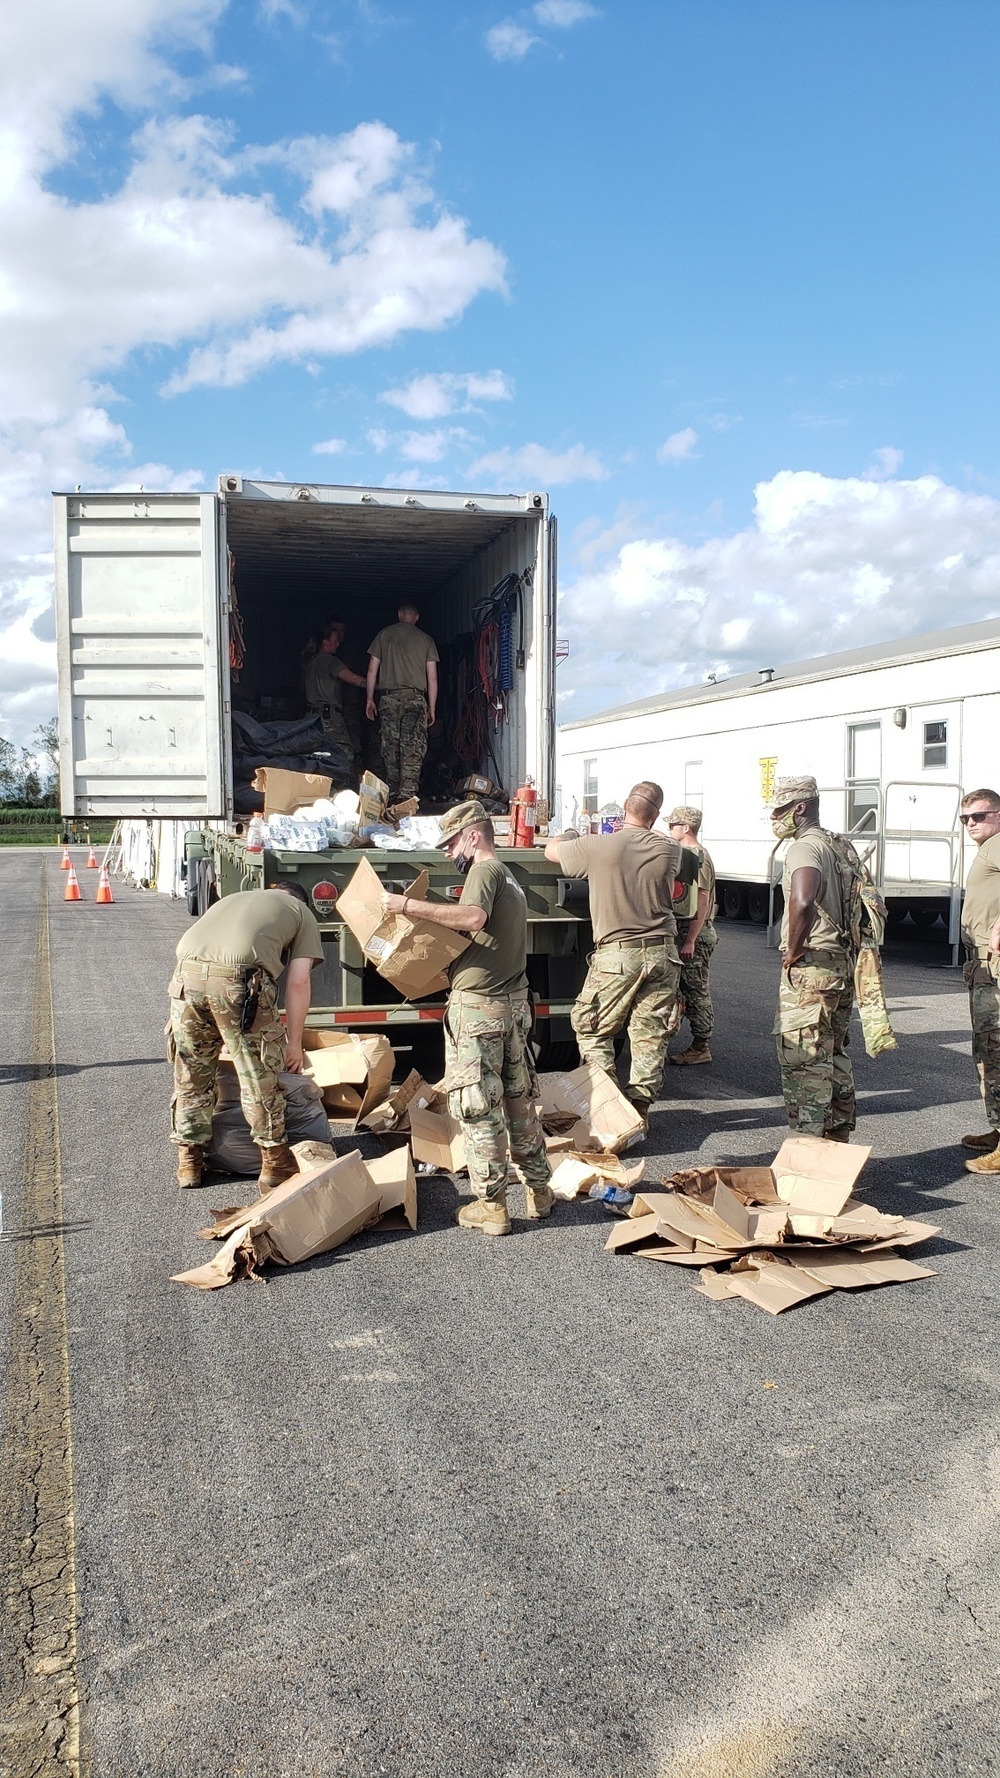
[337,856,471,1001]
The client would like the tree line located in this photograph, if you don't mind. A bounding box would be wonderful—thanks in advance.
[0,719,60,807]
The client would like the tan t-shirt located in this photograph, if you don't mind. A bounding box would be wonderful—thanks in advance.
[697,845,717,922]
[304,652,345,712]
[176,889,325,983]
[962,833,1000,949]
[449,859,528,995]
[558,827,681,944]
[780,828,848,954]
[368,622,439,693]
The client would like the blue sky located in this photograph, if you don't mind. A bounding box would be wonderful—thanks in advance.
[4,0,1000,744]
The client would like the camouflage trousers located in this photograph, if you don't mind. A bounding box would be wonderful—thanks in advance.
[444,990,552,1201]
[166,965,287,1149]
[379,688,428,801]
[965,957,1000,1129]
[668,919,717,1039]
[774,949,855,1138]
[571,938,681,1106]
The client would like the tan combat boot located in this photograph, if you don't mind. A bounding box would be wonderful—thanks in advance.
[965,1147,1000,1175]
[457,1195,511,1236]
[823,1128,851,1143]
[257,1143,297,1195]
[524,1183,555,1220]
[626,1095,650,1135]
[962,1130,999,1152]
[669,1040,712,1065]
[176,1144,204,1188]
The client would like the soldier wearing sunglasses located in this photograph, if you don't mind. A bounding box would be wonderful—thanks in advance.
[958,789,1000,1172]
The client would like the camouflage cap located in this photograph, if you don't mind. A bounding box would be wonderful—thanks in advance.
[666,804,703,831]
[436,799,488,846]
[769,774,819,810]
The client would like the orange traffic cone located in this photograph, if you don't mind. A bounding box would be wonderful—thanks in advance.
[95,863,114,904]
[86,845,98,869]
[64,864,82,902]
[60,846,71,869]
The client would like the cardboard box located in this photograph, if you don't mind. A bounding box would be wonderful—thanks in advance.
[337,856,471,1001]
[537,1062,646,1154]
[364,1146,417,1231]
[409,1104,467,1173]
[302,1030,394,1131]
[359,769,390,825]
[171,1149,383,1289]
[252,767,332,816]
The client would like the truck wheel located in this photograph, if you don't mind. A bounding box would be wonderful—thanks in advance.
[908,903,942,930]
[722,883,747,920]
[533,1036,580,1072]
[186,887,199,917]
[747,886,770,924]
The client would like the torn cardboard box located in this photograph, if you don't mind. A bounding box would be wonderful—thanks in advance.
[338,856,471,1000]
[171,1148,383,1290]
[608,1135,940,1315]
[358,769,390,826]
[252,767,332,817]
[365,1145,418,1231]
[537,1062,646,1154]
[409,1103,466,1173]
[302,1030,394,1132]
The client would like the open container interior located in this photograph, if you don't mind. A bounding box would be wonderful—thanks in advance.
[223,492,544,808]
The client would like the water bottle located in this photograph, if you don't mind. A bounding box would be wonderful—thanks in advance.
[246,815,265,855]
[588,1182,633,1208]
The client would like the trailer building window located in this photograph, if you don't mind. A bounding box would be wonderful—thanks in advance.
[583,759,598,815]
[923,720,948,769]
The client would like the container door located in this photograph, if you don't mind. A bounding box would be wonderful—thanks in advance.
[54,493,229,817]
[536,513,557,805]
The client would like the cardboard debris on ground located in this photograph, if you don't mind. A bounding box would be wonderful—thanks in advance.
[361,1069,433,1135]
[302,1030,395,1132]
[536,1062,646,1154]
[409,1103,467,1174]
[338,856,471,1000]
[607,1135,940,1314]
[364,1145,418,1230]
[549,1152,646,1201]
[251,767,332,816]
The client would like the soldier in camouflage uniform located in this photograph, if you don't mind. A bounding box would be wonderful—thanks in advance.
[770,775,855,1141]
[665,804,717,1064]
[545,782,681,1129]
[954,789,1000,1173]
[167,883,324,1191]
[382,801,553,1236]
[366,604,439,802]
[303,624,367,771]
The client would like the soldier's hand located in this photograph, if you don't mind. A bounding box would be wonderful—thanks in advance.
[680,939,695,960]
[285,1042,304,1074]
[382,892,407,915]
[366,698,377,721]
[989,917,1000,955]
[426,709,435,728]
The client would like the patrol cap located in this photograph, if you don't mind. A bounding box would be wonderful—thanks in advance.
[436,799,488,847]
[667,804,703,830]
[769,774,819,810]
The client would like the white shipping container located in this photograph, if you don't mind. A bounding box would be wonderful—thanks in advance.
[55,478,556,819]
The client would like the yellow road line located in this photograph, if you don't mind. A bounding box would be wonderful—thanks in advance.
[0,858,83,1775]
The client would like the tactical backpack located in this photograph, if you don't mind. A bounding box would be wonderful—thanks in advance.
[816,829,897,1058]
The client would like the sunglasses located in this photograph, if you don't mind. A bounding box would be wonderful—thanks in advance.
[959,810,999,825]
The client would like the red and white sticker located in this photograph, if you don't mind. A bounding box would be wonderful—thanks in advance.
[311,879,339,914]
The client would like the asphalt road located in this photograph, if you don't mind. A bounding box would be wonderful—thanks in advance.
[2,850,998,1778]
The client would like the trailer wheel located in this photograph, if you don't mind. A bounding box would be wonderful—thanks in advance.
[747,886,770,925]
[186,886,199,917]
[533,1036,580,1072]
[908,903,943,930]
[722,883,747,921]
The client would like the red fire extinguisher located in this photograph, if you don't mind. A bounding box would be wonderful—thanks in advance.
[510,777,537,848]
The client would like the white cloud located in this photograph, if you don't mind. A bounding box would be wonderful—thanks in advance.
[0,5,506,745]
[656,426,699,464]
[467,442,609,487]
[533,0,597,23]
[380,369,513,419]
[867,445,904,480]
[367,425,469,465]
[312,437,348,455]
[557,469,1000,719]
[486,21,540,60]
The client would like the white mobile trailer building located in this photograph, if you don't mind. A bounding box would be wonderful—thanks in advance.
[558,617,1000,927]
[54,477,556,820]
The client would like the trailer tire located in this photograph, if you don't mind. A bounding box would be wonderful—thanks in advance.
[186,886,199,917]
[721,883,747,921]
[747,886,770,925]
[908,902,943,930]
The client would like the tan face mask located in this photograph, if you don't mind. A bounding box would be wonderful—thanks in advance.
[770,807,798,840]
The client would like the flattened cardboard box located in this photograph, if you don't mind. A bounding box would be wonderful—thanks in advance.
[302,1030,394,1130]
[171,1148,382,1289]
[338,856,471,1000]
[537,1062,645,1154]
[251,766,332,816]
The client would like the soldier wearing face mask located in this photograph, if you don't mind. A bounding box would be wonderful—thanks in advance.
[770,774,856,1143]
[381,800,553,1236]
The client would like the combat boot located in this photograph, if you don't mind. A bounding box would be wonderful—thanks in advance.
[965,1147,1000,1175]
[257,1143,297,1195]
[457,1195,511,1236]
[669,1040,712,1065]
[823,1128,851,1143]
[962,1130,999,1152]
[626,1094,650,1135]
[176,1144,204,1188]
[524,1183,555,1220]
